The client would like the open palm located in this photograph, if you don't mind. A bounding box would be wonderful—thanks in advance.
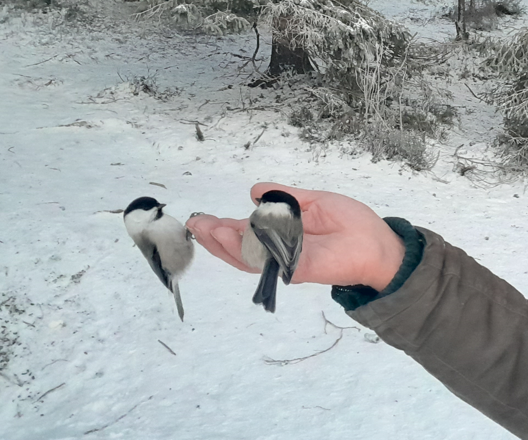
[186,183,404,291]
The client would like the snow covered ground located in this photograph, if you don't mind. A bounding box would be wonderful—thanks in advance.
[1,2,528,439]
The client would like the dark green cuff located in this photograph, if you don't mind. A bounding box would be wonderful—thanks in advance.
[331,217,424,312]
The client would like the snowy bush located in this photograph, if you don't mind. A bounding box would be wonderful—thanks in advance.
[263,0,410,77]
[132,0,448,167]
[263,0,452,168]
[134,0,252,34]
[202,11,251,35]
[442,0,524,32]
[486,28,528,170]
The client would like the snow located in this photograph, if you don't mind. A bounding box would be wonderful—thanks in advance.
[1,2,527,439]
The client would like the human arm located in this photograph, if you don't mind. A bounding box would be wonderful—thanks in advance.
[186,183,528,438]
[349,226,528,438]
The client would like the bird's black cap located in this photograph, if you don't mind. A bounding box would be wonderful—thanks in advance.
[260,190,301,218]
[124,197,164,217]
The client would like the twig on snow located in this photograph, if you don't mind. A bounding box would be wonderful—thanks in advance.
[195,123,205,142]
[465,83,484,102]
[84,397,153,435]
[41,359,69,371]
[0,296,15,307]
[252,127,267,146]
[158,340,177,356]
[24,55,59,67]
[34,382,65,402]
[198,99,210,110]
[302,405,331,411]
[93,209,124,214]
[179,119,208,127]
[321,311,360,334]
[149,182,167,189]
[251,22,261,73]
[0,372,24,387]
[264,331,344,366]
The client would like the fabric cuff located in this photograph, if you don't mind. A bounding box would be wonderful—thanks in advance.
[331,217,424,312]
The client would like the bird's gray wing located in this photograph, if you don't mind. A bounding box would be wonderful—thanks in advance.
[138,238,185,321]
[252,226,301,285]
[147,244,171,290]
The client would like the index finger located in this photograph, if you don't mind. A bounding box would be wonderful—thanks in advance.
[250,182,326,208]
[250,182,343,235]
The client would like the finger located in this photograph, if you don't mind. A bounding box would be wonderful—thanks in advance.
[186,215,246,236]
[186,216,254,272]
[211,227,258,273]
[186,214,219,233]
[250,183,336,236]
[250,182,327,208]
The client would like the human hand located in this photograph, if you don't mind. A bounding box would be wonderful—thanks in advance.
[186,183,405,291]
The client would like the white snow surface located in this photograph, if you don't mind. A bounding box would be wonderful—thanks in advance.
[1,2,528,439]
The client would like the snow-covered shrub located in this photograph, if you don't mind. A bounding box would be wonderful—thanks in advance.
[486,28,528,170]
[134,0,252,34]
[0,0,87,20]
[0,0,52,9]
[202,11,251,35]
[442,0,525,32]
[133,0,444,167]
[263,0,410,80]
[172,3,202,29]
[262,0,448,167]
[289,106,314,127]
[362,121,434,170]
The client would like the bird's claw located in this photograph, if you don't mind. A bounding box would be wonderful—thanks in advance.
[186,212,205,240]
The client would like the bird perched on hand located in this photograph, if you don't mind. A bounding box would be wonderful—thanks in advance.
[241,190,303,313]
[123,196,194,321]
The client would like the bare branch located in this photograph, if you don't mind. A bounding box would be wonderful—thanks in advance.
[322,311,360,334]
[264,331,344,366]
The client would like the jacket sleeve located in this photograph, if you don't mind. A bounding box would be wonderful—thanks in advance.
[336,225,528,438]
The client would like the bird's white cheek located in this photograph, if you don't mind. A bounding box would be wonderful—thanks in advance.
[124,209,155,241]
[241,226,268,270]
[124,220,145,242]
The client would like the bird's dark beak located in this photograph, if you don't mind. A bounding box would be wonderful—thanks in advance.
[158,204,166,210]
[255,197,262,204]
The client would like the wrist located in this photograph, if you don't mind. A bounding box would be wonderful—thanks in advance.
[379,218,424,294]
[332,217,424,312]
[366,226,406,291]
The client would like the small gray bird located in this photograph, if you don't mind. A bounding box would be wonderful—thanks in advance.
[123,197,194,321]
[241,190,303,313]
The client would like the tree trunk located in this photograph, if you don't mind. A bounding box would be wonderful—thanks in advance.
[266,16,314,76]
[456,0,469,40]
[267,37,314,76]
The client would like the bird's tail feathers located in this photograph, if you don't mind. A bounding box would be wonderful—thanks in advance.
[170,282,185,321]
[281,267,294,285]
[252,258,280,313]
